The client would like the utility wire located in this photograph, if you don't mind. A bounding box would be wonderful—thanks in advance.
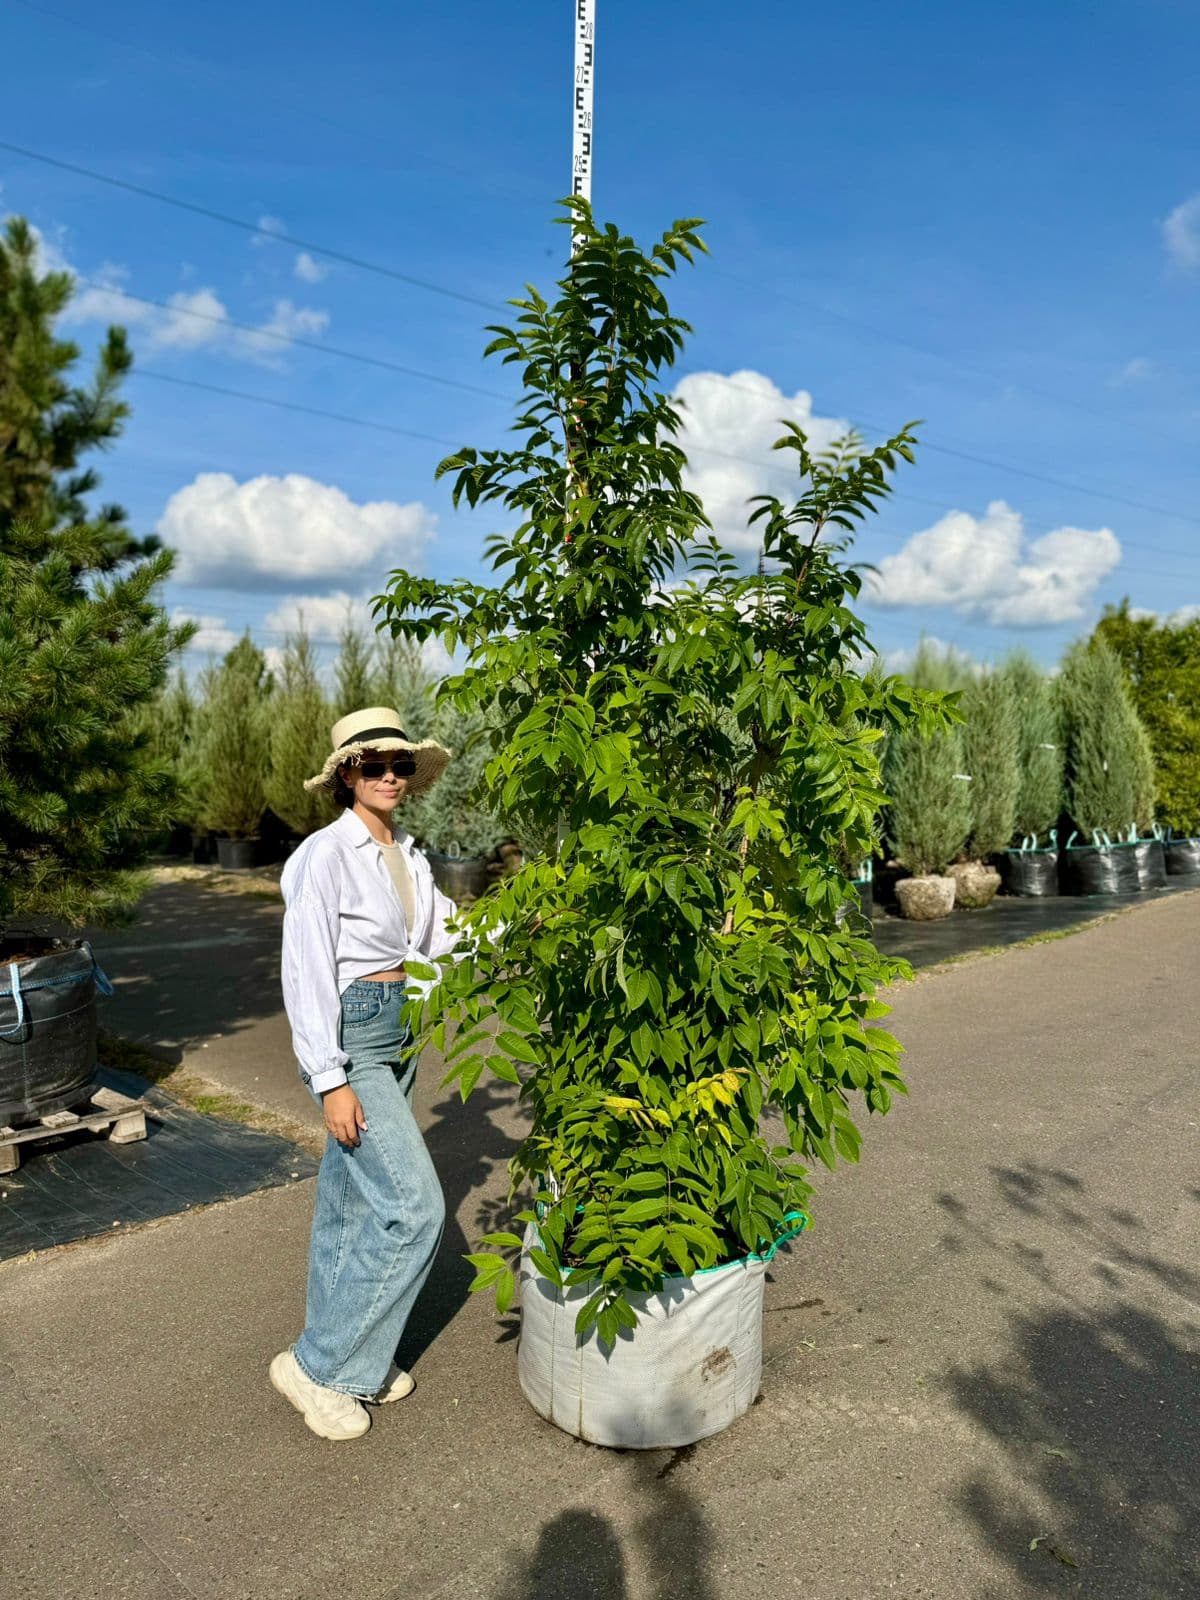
[11,137,1197,529]
[130,367,1200,573]
[0,140,502,312]
[74,276,509,401]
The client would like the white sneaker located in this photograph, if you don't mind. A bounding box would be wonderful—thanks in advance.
[269,1349,371,1441]
[374,1362,416,1404]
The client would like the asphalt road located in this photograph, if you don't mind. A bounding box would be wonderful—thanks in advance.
[1,881,1197,1600]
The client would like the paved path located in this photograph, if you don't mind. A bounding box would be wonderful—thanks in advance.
[1,885,1197,1599]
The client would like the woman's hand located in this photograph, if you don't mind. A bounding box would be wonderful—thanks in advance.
[322,1084,367,1146]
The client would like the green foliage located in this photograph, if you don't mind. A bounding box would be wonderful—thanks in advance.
[999,651,1064,842]
[884,723,971,875]
[371,634,437,739]
[265,624,335,837]
[334,618,374,718]
[959,669,1019,858]
[1057,638,1156,839]
[0,218,190,931]
[125,668,202,827]
[378,201,949,1344]
[1094,601,1200,836]
[400,704,504,858]
[195,635,272,838]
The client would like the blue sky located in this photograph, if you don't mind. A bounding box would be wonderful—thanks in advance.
[2,0,1198,675]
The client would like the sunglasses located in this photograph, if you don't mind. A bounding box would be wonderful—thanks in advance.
[357,757,416,780]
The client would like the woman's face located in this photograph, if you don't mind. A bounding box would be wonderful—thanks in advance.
[342,750,410,811]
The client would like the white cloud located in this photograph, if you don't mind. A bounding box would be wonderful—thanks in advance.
[252,215,286,247]
[1163,194,1200,272]
[151,288,231,350]
[673,370,849,550]
[158,472,437,588]
[1129,603,1200,627]
[1111,356,1152,386]
[263,591,378,641]
[294,251,327,284]
[867,499,1121,627]
[880,637,981,677]
[234,298,329,365]
[170,607,240,656]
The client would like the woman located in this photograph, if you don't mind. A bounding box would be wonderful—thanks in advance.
[270,705,459,1441]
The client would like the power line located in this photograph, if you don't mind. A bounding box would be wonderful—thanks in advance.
[131,367,1200,574]
[74,276,510,401]
[0,139,503,312]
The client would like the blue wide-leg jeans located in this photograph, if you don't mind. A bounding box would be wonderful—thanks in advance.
[294,979,446,1399]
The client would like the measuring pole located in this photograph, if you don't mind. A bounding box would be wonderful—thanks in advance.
[572,0,595,211]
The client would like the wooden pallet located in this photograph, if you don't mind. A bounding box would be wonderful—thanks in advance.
[0,1086,150,1175]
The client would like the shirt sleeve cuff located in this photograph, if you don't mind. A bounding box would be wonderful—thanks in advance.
[308,1065,349,1096]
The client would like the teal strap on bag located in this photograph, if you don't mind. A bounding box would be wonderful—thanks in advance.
[0,962,26,1038]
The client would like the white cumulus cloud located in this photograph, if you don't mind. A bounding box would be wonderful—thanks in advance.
[294,251,327,284]
[169,607,240,656]
[673,370,849,550]
[158,473,437,589]
[867,500,1121,627]
[252,215,286,247]
[1163,194,1200,272]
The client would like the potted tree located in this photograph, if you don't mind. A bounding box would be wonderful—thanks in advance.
[195,635,272,870]
[884,718,971,920]
[265,623,335,847]
[997,652,1064,895]
[0,216,190,1123]
[400,708,505,903]
[951,668,1019,908]
[1056,640,1157,894]
[379,203,950,1447]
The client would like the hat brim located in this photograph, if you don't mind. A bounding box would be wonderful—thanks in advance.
[304,737,452,796]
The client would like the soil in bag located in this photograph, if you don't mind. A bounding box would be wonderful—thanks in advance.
[999,850,1059,897]
[1060,845,1140,896]
[1164,838,1200,876]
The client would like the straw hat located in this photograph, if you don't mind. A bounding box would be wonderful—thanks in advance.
[304,706,451,795]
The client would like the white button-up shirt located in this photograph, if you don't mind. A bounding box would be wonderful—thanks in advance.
[280,808,460,1095]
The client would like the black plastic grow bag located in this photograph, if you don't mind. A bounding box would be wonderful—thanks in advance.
[1132,839,1166,889]
[1060,845,1140,896]
[0,939,112,1124]
[999,850,1059,897]
[1164,837,1200,876]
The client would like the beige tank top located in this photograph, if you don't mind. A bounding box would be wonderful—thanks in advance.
[377,841,416,931]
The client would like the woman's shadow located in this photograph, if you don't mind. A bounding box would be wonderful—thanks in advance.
[395,1062,522,1368]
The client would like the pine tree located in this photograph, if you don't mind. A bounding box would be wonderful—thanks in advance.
[194,635,272,839]
[960,669,1020,858]
[372,634,436,738]
[333,618,374,717]
[265,624,334,837]
[0,216,191,931]
[1057,639,1156,839]
[125,667,201,829]
[1000,651,1064,842]
[883,638,972,874]
[399,703,503,858]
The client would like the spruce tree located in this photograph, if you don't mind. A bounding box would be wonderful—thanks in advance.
[194,635,272,839]
[0,216,191,931]
[265,624,333,837]
[372,634,436,738]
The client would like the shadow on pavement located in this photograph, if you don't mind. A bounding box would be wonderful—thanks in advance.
[396,1072,521,1369]
[492,1463,717,1600]
[937,1164,1200,1595]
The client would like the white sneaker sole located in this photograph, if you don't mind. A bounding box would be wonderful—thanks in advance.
[374,1371,416,1405]
[269,1352,371,1441]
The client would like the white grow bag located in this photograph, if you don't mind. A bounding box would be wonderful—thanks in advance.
[517,1215,806,1448]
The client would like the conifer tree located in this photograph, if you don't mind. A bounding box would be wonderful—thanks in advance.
[194,635,272,839]
[960,669,1020,858]
[0,216,191,930]
[265,624,333,837]
[372,634,436,738]
[333,618,373,717]
[1000,651,1063,841]
[1057,639,1156,838]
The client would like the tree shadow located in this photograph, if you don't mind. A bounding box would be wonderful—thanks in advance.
[937,1164,1200,1595]
[490,1459,718,1600]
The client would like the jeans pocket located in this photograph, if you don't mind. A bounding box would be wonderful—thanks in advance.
[341,986,384,1028]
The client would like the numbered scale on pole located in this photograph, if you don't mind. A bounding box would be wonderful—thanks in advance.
[572,0,595,203]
